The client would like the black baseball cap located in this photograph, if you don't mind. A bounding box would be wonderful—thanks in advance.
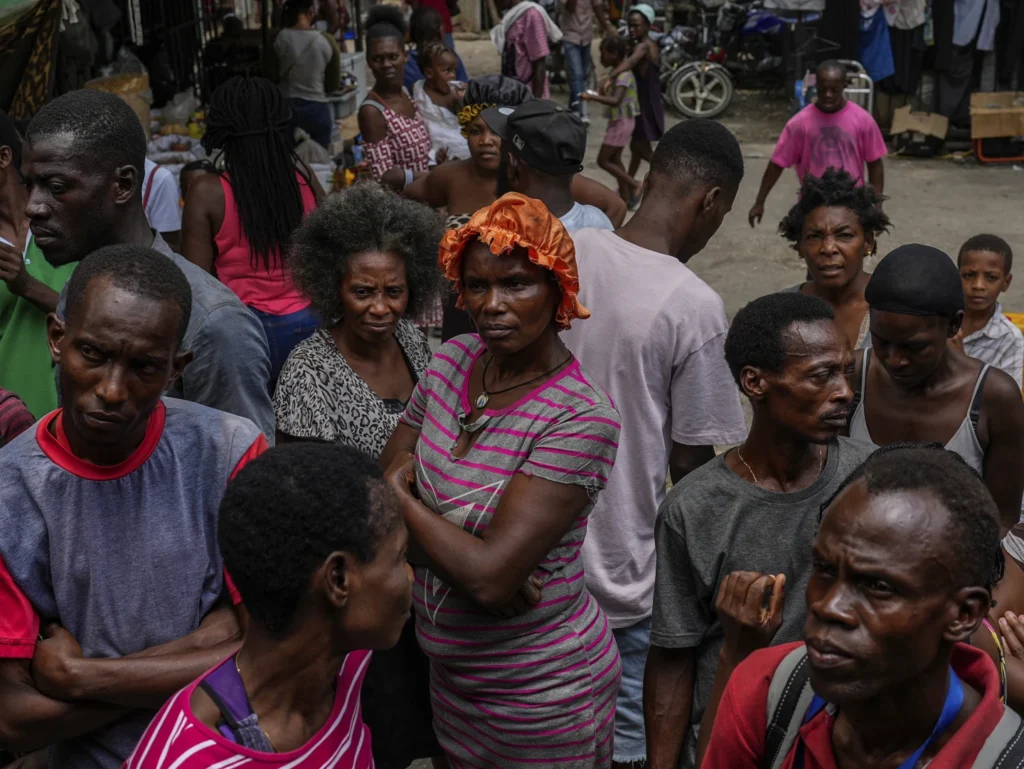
[480,99,586,175]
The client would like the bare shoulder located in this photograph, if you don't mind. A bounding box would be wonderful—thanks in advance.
[433,158,467,183]
[189,685,222,729]
[358,103,388,139]
[183,172,224,220]
[983,365,1024,413]
[188,172,224,204]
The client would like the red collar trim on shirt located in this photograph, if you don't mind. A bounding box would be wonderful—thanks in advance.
[36,401,166,480]
[799,642,1005,769]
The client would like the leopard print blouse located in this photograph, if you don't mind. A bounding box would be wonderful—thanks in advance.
[273,320,433,458]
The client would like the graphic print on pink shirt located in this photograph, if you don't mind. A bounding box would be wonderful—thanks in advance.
[770,101,887,186]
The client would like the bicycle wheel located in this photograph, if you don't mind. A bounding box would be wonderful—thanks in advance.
[668,62,734,118]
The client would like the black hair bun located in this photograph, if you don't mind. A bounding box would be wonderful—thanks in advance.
[366,4,408,36]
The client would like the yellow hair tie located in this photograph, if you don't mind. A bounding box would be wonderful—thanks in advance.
[458,103,494,137]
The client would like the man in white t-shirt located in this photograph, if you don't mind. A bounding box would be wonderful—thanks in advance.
[142,158,182,252]
[560,119,748,769]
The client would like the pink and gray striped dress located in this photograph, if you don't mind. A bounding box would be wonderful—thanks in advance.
[400,334,623,769]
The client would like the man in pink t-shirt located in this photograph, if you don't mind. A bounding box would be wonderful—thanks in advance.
[749,60,886,227]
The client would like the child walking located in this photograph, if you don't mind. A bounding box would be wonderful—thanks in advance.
[583,35,642,204]
[412,42,469,161]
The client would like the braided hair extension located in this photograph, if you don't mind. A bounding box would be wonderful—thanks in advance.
[203,76,307,272]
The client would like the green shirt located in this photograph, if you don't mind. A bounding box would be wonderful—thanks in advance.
[0,235,76,418]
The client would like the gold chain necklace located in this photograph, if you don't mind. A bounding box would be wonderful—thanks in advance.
[735,445,825,487]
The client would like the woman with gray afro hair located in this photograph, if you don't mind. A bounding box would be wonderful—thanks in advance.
[274,182,443,454]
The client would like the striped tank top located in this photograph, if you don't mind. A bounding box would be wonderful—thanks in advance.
[125,651,374,769]
[400,334,624,768]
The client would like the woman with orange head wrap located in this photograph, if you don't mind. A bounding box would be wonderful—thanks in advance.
[381,193,623,769]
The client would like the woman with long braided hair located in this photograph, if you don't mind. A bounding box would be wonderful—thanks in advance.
[181,76,323,392]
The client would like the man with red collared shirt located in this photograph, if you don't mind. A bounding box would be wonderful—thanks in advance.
[701,446,1020,769]
[0,245,265,769]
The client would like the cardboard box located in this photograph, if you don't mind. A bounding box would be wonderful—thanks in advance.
[970,92,1024,140]
[890,106,948,139]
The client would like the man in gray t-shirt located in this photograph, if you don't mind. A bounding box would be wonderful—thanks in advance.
[646,292,874,769]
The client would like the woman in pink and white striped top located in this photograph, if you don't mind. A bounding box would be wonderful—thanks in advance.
[126,444,413,769]
[381,193,623,768]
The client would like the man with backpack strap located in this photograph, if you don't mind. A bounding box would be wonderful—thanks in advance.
[646,293,870,769]
[700,445,1023,769]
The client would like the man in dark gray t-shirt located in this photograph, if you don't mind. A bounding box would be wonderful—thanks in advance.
[645,292,874,769]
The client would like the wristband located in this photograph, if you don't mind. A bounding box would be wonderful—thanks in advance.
[404,168,414,188]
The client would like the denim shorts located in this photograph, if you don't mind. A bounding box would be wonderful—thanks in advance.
[612,617,651,764]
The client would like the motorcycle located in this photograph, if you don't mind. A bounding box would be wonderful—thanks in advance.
[666,0,815,119]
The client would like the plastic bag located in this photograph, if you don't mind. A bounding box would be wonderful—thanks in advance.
[293,129,332,165]
[86,48,153,135]
[162,90,201,126]
[89,48,150,96]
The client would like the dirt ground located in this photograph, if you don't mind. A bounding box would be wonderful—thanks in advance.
[452,35,1024,318]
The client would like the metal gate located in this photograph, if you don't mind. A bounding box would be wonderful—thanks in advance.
[119,0,222,105]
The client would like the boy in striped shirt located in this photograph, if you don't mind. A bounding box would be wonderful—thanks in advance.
[955,234,1024,388]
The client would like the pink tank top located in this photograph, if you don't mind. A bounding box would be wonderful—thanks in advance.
[214,173,316,315]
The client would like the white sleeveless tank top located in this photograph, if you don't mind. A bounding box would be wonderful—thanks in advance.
[849,348,989,474]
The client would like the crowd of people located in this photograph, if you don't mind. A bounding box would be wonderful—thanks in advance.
[0,10,1023,769]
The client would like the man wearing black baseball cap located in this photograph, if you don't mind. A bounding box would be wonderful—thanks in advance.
[481,99,614,233]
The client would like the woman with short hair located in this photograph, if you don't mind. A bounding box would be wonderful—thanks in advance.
[273,183,441,456]
[126,442,413,769]
[273,182,444,769]
[779,167,890,350]
[381,192,623,769]
[358,6,433,184]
